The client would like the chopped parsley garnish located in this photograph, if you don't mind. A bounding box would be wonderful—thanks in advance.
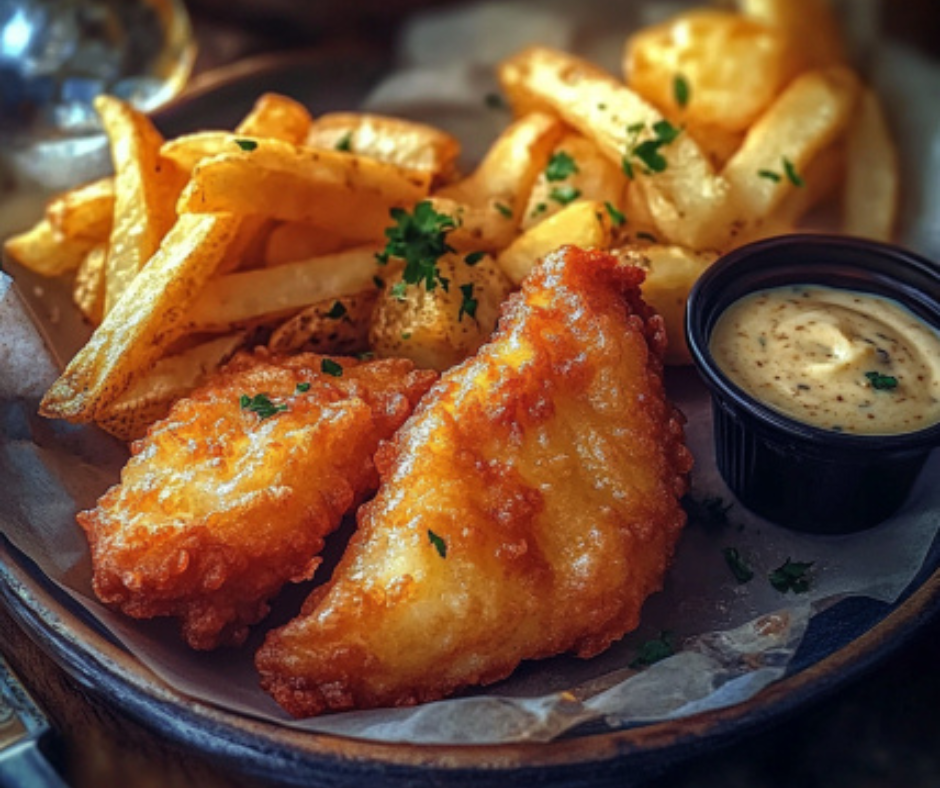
[683,494,733,530]
[758,169,782,182]
[605,201,626,226]
[464,251,485,266]
[621,120,682,178]
[357,351,375,361]
[484,92,505,110]
[376,201,457,292]
[391,281,408,301]
[865,371,898,390]
[458,283,478,322]
[549,185,581,205]
[769,558,814,594]
[545,151,579,182]
[673,74,691,108]
[428,529,447,558]
[239,393,287,419]
[335,131,353,152]
[530,202,548,218]
[722,547,754,584]
[495,202,513,219]
[401,331,412,340]
[234,138,257,151]
[295,382,311,393]
[783,157,805,187]
[321,359,343,377]
[325,301,347,319]
[630,631,674,668]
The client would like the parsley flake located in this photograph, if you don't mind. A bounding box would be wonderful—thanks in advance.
[428,529,447,558]
[621,120,682,178]
[376,201,457,292]
[495,202,513,219]
[295,382,311,393]
[239,393,287,419]
[321,359,343,377]
[674,74,691,108]
[464,251,485,266]
[769,558,814,594]
[458,283,478,322]
[722,547,754,584]
[865,371,898,390]
[545,151,579,182]
[549,185,581,205]
[758,169,782,182]
[783,157,805,187]
[325,301,347,319]
[335,131,353,152]
[234,138,257,151]
[630,631,674,669]
[605,201,626,226]
[391,281,408,301]
[683,494,733,529]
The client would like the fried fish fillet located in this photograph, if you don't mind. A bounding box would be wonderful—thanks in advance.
[78,350,436,650]
[256,245,693,716]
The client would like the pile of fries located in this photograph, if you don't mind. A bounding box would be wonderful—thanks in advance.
[4,0,898,440]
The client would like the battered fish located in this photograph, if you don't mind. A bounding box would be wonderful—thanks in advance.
[256,245,693,716]
[78,350,436,650]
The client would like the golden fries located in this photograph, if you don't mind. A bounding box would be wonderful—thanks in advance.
[234,92,313,142]
[268,291,378,355]
[40,213,240,421]
[3,219,96,277]
[45,177,115,243]
[178,140,430,242]
[73,244,108,325]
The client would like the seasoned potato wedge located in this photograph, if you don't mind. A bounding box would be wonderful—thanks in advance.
[268,291,378,355]
[263,221,347,267]
[370,253,512,371]
[3,218,96,277]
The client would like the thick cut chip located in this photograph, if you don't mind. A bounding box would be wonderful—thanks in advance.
[235,92,313,142]
[306,113,460,184]
[498,47,731,250]
[96,95,185,314]
[257,245,692,716]
[263,222,347,267]
[843,88,898,242]
[45,177,115,243]
[73,244,108,325]
[40,213,240,422]
[78,350,437,649]
[177,140,431,242]
[736,0,846,72]
[268,291,378,356]
[3,218,95,277]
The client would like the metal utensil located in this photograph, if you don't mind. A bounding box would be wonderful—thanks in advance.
[0,654,69,788]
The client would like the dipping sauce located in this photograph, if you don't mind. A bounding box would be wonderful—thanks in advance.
[709,285,940,435]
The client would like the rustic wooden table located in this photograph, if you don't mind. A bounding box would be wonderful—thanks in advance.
[2,2,939,786]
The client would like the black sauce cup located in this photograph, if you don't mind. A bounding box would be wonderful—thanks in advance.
[685,234,940,534]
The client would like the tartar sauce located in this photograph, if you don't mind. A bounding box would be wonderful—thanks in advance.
[709,285,940,435]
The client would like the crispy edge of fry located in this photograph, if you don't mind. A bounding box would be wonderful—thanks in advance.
[236,92,313,142]
[40,213,240,422]
[267,290,378,355]
[2,218,94,277]
[177,141,430,241]
[73,243,108,326]
[183,245,385,333]
[843,87,898,242]
[96,332,245,441]
[45,177,115,243]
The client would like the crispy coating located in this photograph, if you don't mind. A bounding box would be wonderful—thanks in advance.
[256,245,693,716]
[78,350,436,650]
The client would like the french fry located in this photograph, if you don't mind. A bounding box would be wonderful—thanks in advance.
[435,111,564,226]
[497,199,613,284]
[235,92,313,142]
[96,95,185,314]
[183,245,384,333]
[498,47,731,250]
[263,222,347,267]
[721,67,859,237]
[73,244,108,326]
[97,333,245,441]
[736,0,846,72]
[426,197,518,253]
[616,244,717,365]
[177,140,430,242]
[624,10,797,133]
[3,218,95,277]
[521,133,628,230]
[40,213,240,422]
[306,113,460,184]
[45,177,115,243]
[843,88,898,242]
[268,291,378,355]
